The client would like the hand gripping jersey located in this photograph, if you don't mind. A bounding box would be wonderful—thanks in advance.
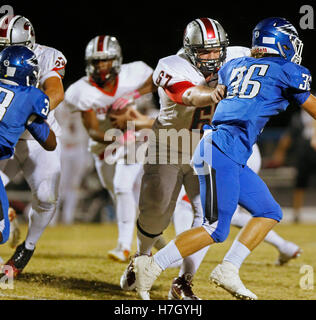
[19,43,67,140]
[0,83,50,160]
[64,61,153,156]
[211,56,311,165]
[151,46,251,160]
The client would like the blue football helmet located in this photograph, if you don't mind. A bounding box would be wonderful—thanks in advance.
[252,17,303,65]
[0,45,40,86]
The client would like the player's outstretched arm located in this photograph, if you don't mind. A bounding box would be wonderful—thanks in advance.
[301,94,316,119]
[182,84,226,107]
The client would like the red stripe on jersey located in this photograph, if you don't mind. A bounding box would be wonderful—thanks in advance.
[165,81,195,105]
[97,35,105,52]
[200,18,215,39]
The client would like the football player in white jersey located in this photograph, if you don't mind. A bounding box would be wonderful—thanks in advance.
[0,15,66,276]
[120,18,226,299]
[64,35,158,262]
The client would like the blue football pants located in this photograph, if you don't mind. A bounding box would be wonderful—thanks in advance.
[192,137,282,243]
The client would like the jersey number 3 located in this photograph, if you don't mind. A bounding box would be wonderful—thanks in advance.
[227,64,269,99]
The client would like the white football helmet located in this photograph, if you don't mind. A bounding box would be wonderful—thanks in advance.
[85,35,122,86]
[0,15,35,50]
[183,18,229,74]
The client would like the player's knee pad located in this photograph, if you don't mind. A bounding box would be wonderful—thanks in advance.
[137,201,173,237]
[136,219,163,238]
[32,178,59,213]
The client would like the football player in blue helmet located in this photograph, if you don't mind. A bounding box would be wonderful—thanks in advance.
[252,17,303,65]
[0,45,40,87]
[129,17,316,300]
[0,45,56,247]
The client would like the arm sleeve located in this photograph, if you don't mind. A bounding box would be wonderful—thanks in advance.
[26,117,50,144]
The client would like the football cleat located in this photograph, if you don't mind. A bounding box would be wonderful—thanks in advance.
[120,254,138,291]
[4,242,35,277]
[276,241,302,266]
[108,244,130,263]
[210,261,258,300]
[168,273,201,300]
[134,255,162,300]
[8,207,21,249]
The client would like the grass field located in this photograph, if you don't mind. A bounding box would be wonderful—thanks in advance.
[0,221,315,300]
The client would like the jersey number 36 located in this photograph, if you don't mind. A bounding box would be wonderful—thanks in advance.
[227,64,269,99]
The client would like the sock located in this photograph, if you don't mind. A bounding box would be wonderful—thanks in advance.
[179,245,210,276]
[116,192,137,251]
[25,205,56,251]
[263,230,286,251]
[153,240,183,270]
[223,240,251,270]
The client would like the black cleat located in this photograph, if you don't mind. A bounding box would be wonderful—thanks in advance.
[4,242,34,277]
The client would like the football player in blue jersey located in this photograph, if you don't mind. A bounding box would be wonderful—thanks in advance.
[131,17,316,300]
[0,45,56,248]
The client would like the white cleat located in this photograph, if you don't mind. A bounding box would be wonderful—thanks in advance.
[120,255,137,291]
[276,241,302,266]
[210,261,258,300]
[108,245,130,263]
[134,255,162,300]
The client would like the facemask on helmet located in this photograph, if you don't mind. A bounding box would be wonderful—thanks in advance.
[85,35,122,86]
[183,18,229,75]
[252,17,303,65]
[0,15,35,51]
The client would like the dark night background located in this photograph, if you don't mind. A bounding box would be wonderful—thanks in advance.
[6,1,316,127]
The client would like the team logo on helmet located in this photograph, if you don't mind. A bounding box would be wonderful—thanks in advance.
[276,24,298,36]
[26,55,38,67]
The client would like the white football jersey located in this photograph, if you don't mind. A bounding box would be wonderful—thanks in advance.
[151,46,250,157]
[20,43,67,140]
[65,61,153,156]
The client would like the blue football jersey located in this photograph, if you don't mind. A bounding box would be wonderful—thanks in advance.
[210,56,311,165]
[0,83,50,160]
